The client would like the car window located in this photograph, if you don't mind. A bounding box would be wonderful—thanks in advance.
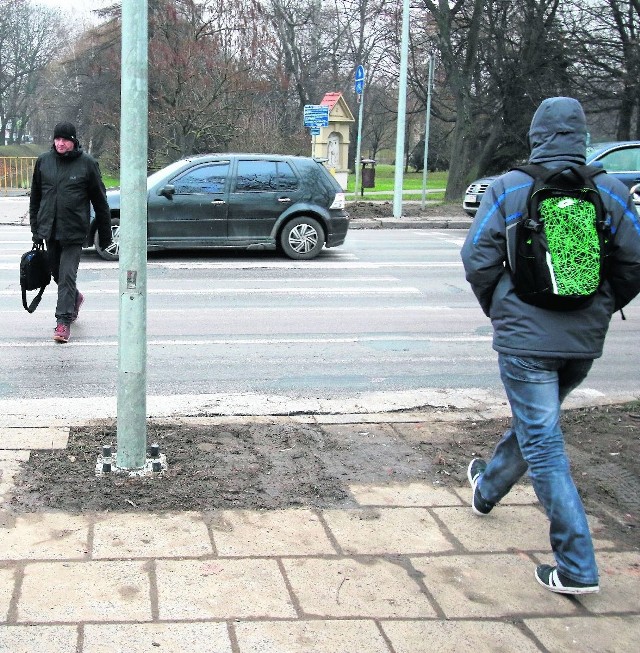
[277,161,299,190]
[235,160,299,192]
[147,159,188,188]
[172,162,230,194]
[597,147,640,173]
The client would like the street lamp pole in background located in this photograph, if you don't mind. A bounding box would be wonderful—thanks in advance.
[116,0,149,469]
[393,0,410,218]
[421,53,435,210]
[353,65,365,199]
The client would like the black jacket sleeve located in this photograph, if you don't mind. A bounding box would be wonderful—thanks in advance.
[29,158,42,235]
[88,159,112,246]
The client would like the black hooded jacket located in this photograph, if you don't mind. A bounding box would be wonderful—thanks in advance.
[29,144,111,246]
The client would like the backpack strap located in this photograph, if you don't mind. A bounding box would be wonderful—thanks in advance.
[22,286,46,314]
[510,165,548,232]
[513,163,605,185]
[511,163,547,179]
[512,163,609,226]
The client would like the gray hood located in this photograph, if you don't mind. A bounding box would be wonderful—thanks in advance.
[528,97,587,165]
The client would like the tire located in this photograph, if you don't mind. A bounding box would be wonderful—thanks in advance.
[279,216,325,260]
[94,217,120,261]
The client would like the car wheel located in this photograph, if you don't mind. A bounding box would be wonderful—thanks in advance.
[94,216,120,261]
[280,216,325,260]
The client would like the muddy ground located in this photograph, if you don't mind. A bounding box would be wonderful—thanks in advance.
[347,200,467,220]
[7,400,639,549]
[4,201,637,546]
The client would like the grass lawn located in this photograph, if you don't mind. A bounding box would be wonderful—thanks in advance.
[0,143,46,158]
[0,144,119,189]
[346,164,447,201]
[103,175,119,188]
[1,146,448,197]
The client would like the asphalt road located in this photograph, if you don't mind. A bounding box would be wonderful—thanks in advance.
[1,220,638,420]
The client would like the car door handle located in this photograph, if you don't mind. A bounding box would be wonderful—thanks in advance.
[278,197,292,203]
[211,199,226,205]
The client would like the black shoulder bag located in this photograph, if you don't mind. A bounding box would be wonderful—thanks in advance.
[20,243,51,313]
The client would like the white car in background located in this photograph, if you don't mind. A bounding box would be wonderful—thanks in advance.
[463,141,640,216]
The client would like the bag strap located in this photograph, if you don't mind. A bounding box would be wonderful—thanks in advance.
[22,286,46,314]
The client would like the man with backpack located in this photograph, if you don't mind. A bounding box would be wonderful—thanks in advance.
[460,97,640,595]
[30,122,112,343]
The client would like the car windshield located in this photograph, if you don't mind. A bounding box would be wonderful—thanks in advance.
[146,160,190,188]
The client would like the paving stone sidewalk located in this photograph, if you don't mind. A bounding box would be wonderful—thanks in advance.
[1,421,638,653]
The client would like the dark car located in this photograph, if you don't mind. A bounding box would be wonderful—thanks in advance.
[88,154,349,261]
[462,141,640,216]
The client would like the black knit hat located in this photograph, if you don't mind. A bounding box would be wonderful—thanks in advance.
[53,122,77,142]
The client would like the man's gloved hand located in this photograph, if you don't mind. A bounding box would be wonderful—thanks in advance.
[32,235,44,246]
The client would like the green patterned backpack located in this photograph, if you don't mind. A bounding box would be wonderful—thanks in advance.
[511,164,611,311]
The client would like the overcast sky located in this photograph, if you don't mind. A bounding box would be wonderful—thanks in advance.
[38,0,110,7]
[36,0,111,18]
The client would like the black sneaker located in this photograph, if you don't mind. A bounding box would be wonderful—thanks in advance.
[535,564,600,595]
[467,458,494,516]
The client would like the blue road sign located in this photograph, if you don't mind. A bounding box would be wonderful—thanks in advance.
[309,126,321,136]
[355,65,365,94]
[303,105,329,127]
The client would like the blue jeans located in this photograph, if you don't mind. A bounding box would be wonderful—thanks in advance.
[477,353,598,585]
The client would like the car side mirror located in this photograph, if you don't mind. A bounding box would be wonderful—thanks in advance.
[590,160,604,169]
[160,184,176,198]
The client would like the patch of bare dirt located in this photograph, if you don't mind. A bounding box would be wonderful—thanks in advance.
[7,401,639,548]
[347,200,467,220]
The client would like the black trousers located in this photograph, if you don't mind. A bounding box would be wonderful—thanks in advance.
[46,239,82,324]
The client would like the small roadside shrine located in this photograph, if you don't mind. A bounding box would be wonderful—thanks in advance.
[314,92,355,190]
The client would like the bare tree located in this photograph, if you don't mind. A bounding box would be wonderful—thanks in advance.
[565,0,640,139]
[415,1,485,199]
[605,0,640,138]
[0,0,66,144]
[26,0,638,190]
[42,0,278,164]
[414,1,582,199]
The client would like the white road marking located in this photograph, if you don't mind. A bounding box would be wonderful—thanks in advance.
[0,334,492,348]
[0,261,464,271]
[0,286,422,296]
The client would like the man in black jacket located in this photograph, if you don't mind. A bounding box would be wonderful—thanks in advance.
[30,122,112,343]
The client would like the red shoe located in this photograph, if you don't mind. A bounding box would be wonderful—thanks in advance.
[53,323,70,343]
[71,291,84,323]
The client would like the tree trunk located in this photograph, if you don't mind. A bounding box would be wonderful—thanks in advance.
[445,100,475,201]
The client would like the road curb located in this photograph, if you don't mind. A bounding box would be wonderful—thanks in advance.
[349,218,472,229]
[1,196,473,229]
